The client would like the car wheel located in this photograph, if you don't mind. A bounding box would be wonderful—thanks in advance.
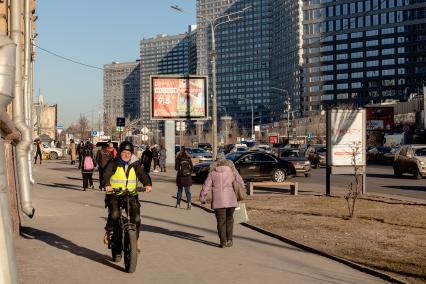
[393,165,402,177]
[49,151,58,160]
[413,168,422,180]
[272,168,287,182]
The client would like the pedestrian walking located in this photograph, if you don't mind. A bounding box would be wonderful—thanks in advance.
[96,142,114,190]
[77,141,85,169]
[152,145,159,172]
[81,143,96,191]
[34,139,42,164]
[141,145,153,173]
[69,139,77,165]
[199,152,245,248]
[175,147,193,209]
[159,145,167,172]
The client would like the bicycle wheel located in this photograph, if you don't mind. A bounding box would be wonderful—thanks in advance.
[123,229,138,273]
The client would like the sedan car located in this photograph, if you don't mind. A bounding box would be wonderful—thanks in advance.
[393,145,426,179]
[192,151,296,183]
[278,149,311,177]
[186,147,212,162]
[41,144,63,160]
[307,146,326,168]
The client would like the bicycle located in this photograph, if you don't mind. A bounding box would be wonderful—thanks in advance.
[109,188,139,273]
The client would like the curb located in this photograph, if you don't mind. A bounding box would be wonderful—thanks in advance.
[180,197,408,284]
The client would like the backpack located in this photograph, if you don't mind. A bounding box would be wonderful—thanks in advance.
[179,160,192,176]
[83,156,94,171]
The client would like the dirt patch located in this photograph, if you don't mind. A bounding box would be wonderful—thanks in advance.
[194,194,426,283]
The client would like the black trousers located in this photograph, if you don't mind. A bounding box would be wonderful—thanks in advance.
[214,208,235,244]
[105,195,141,238]
[34,151,42,164]
[82,173,93,189]
[78,154,83,168]
[98,167,106,189]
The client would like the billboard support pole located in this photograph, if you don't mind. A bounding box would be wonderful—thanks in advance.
[326,109,331,196]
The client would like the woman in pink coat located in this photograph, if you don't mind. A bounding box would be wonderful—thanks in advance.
[199,152,245,248]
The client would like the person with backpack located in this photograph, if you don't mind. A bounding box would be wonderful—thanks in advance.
[81,144,96,191]
[152,145,159,172]
[175,147,193,209]
[96,142,114,190]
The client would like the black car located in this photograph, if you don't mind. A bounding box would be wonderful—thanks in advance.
[192,151,296,183]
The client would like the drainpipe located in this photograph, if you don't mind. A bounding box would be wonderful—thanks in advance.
[11,0,34,218]
[24,0,34,184]
[0,30,19,284]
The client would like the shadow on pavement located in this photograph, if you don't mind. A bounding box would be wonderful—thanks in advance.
[382,185,426,192]
[20,226,124,271]
[143,215,301,252]
[66,176,99,182]
[367,173,414,179]
[141,224,219,247]
[49,167,81,172]
[37,182,83,191]
[141,200,176,208]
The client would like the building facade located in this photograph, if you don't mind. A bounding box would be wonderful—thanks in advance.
[103,60,140,128]
[139,29,197,132]
[196,0,273,135]
[302,0,426,116]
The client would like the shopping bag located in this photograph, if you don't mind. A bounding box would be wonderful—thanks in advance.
[233,202,249,224]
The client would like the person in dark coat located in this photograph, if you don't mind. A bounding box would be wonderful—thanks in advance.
[175,147,193,209]
[159,145,167,172]
[34,139,42,164]
[141,145,153,173]
[81,144,96,191]
[152,146,159,172]
[96,142,114,190]
[77,141,85,169]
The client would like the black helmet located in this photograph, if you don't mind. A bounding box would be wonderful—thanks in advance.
[119,141,134,153]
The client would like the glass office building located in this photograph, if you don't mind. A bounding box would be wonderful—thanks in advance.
[302,0,426,116]
[103,61,140,126]
[197,0,273,133]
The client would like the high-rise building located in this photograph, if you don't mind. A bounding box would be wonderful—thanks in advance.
[139,28,197,132]
[103,61,140,126]
[271,0,304,119]
[196,0,273,134]
[302,0,426,116]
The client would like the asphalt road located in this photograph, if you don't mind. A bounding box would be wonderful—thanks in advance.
[288,164,426,201]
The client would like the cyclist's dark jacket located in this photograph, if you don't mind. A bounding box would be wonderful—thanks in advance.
[104,156,152,196]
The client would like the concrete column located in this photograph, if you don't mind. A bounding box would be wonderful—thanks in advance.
[164,121,175,167]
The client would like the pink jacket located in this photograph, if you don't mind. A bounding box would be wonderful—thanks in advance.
[199,160,245,209]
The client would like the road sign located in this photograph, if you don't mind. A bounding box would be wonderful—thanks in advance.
[141,134,149,141]
[307,132,313,140]
[116,117,125,127]
[56,125,64,129]
[91,130,97,137]
[254,125,260,132]
[141,126,149,135]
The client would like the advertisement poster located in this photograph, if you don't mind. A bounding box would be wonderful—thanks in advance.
[151,76,208,119]
[327,109,366,166]
[365,106,394,131]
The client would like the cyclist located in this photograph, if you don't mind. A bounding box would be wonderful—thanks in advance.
[103,141,152,252]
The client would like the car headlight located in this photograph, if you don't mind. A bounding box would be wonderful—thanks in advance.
[304,161,310,165]
[420,161,425,165]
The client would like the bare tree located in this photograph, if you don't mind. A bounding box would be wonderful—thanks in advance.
[77,114,90,140]
[344,141,363,219]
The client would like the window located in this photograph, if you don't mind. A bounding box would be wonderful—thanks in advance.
[366,29,378,36]
[352,72,363,78]
[382,48,395,55]
[366,40,379,47]
[351,42,363,48]
[337,73,348,80]
[352,82,362,88]
[336,53,348,60]
[382,69,395,76]
[337,63,348,70]
[337,83,348,90]
[367,50,379,57]
[351,62,363,68]
[366,60,379,67]
[352,52,363,59]
[382,38,395,45]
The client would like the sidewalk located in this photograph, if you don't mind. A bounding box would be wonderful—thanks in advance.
[15,159,387,284]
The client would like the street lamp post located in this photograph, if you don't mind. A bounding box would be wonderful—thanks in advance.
[271,87,291,143]
[171,5,250,160]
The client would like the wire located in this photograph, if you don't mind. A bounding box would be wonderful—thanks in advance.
[33,44,104,71]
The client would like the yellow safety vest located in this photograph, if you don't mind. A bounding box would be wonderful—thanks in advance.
[108,166,138,196]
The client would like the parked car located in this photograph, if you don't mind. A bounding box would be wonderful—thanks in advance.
[192,151,296,183]
[307,146,326,168]
[393,145,426,179]
[230,144,249,153]
[256,144,272,153]
[41,144,63,160]
[278,149,311,177]
[366,146,392,162]
[186,147,212,162]
[197,143,212,152]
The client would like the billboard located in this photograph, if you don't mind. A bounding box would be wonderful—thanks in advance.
[150,75,208,120]
[327,109,366,166]
[365,106,394,131]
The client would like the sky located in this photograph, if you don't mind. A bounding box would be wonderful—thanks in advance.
[34,0,195,128]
